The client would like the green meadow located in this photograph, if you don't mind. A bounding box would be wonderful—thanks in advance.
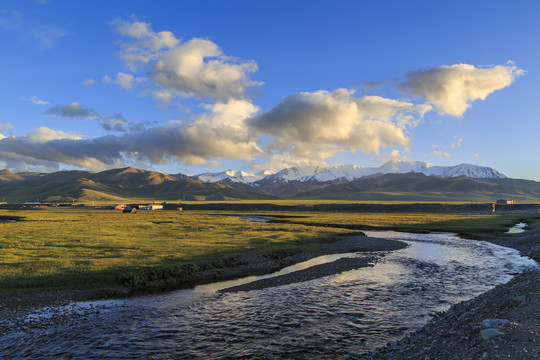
[0,207,538,297]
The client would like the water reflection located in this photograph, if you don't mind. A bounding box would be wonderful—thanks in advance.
[507,222,526,234]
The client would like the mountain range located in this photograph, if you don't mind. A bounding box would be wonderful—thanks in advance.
[191,161,506,184]
[1,161,539,203]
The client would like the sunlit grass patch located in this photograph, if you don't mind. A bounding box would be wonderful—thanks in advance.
[0,208,348,295]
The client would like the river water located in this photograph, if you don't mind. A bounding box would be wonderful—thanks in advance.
[1,231,537,359]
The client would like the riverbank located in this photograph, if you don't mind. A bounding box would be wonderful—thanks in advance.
[1,221,537,357]
[357,226,540,359]
[0,234,407,336]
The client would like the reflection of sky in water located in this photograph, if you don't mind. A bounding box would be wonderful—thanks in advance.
[1,231,538,359]
[196,253,357,292]
[507,222,526,234]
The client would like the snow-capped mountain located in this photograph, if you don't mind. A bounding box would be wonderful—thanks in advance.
[196,170,276,184]
[194,161,506,185]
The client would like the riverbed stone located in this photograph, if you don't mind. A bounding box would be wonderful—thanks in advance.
[480,328,504,340]
[480,318,510,328]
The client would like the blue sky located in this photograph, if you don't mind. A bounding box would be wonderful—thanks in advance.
[1,0,539,180]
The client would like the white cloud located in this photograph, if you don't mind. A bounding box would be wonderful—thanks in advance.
[357,81,385,91]
[473,153,481,160]
[0,100,261,170]
[250,88,432,167]
[115,72,135,92]
[149,38,260,101]
[143,99,261,165]
[23,96,49,105]
[112,18,260,102]
[102,75,112,83]
[0,124,9,140]
[112,18,180,70]
[451,137,462,148]
[82,79,95,87]
[0,127,120,171]
[432,145,450,158]
[45,102,102,119]
[383,149,410,163]
[100,114,133,132]
[27,127,84,142]
[398,62,524,116]
[151,89,174,104]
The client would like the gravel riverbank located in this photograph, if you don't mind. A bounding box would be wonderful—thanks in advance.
[1,225,537,359]
[357,226,540,360]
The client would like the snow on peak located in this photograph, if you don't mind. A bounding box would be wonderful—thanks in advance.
[196,169,276,184]
[425,163,506,178]
[194,161,506,184]
[377,160,434,174]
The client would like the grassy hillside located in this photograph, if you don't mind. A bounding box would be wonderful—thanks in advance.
[2,167,540,203]
[0,167,276,203]
[291,173,540,202]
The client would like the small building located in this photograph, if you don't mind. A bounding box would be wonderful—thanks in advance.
[113,204,126,210]
[142,204,163,210]
[496,199,515,205]
[123,206,137,213]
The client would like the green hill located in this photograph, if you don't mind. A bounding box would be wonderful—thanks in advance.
[2,168,540,203]
[291,173,540,202]
[0,167,275,203]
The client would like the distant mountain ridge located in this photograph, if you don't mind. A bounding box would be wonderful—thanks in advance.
[1,161,538,203]
[195,170,276,184]
[194,161,506,184]
[0,167,275,203]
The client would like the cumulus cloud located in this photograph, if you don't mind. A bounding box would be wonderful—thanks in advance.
[112,18,260,102]
[357,81,385,91]
[151,89,174,104]
[100,114,133,132]
[250,89,431,166]
[114,72,135,92]
[432,145,450,158]
[149,38,260,101]
[0,100,261,171]
[134,99,261,165]
[451,137,462,148]
[397,62,524,116]
[112,18,179,70]
[82,78,95,87]
[0,123,11,140]
[46,103,102,119]
[23,96,49,105]
[383,149,410,163]
[0,127,94,171]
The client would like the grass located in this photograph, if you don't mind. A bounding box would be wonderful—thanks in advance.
[0,208,349,296]
[1,207,538,296]
[262,211,540,239]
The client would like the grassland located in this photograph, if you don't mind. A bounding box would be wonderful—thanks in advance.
[0,208,350,296]
[264,211,540,238]
[1,206,538,297]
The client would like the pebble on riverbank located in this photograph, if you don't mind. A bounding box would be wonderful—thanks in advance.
[356,269,539,360]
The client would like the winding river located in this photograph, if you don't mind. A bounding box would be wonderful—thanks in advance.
[1,230,537,359]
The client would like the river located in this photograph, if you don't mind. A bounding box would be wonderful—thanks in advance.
[1,230,537,359]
